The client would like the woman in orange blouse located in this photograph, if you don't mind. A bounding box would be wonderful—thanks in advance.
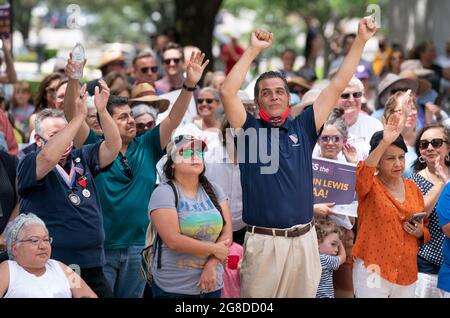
[352,92,430,298]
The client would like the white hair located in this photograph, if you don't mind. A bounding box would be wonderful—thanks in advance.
[6,213,49,260]
[35,109,67,136]
[346,76,365,93]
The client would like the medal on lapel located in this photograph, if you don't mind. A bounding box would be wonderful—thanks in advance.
[77,176,91,198]
[69,192,81,206]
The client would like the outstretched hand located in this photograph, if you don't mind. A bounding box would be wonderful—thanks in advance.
[358,16,377,43]
[185,51,209,87]
[382,112,404,144]
[250,29,273,51]
[94,79,110,114]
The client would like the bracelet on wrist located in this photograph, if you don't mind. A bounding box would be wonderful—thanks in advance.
[182,82,198,92]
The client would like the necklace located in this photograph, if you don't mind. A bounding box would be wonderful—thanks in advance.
[424,166,448,184]
[378,175,404,200]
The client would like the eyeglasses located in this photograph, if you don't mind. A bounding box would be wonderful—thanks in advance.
[179,148,205,158]
[163,58,181,65]
[419,138,446,150]
[340,92,363,99]
[319,135,343,144]
[36,134,48,144]
[18,237,53,246]
[197,98,216,104]
[136,121,155,130]
[140,66,158,74]
[120,156,134,178]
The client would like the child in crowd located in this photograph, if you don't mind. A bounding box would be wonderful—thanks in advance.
[315,219,346,298]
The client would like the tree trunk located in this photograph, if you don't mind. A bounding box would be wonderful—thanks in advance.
[174,0,223,71]
[13,0,37,46]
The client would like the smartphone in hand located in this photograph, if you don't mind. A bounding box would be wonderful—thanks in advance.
[408,212,426,225]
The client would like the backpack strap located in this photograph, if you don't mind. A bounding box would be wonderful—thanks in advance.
[154,180,179,269]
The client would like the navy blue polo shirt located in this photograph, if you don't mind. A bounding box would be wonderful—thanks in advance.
[237,106,320,228]
[17,142,105,268]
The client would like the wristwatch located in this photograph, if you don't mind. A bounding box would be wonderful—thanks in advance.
[182,82,198,92]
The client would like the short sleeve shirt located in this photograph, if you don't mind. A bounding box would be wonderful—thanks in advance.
[17,142,105,268]
[236,107,319,228]
[436,183,450,292]
[148,181,226,295]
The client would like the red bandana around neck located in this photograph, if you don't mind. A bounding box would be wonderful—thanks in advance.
[259,107,290,126]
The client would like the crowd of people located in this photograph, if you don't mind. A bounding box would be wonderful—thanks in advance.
[0,15,450,299]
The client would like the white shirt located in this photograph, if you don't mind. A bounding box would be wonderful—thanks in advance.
[347,112,383,157]
[4,259,72,298]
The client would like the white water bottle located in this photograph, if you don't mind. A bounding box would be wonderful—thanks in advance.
[71,42,85,79]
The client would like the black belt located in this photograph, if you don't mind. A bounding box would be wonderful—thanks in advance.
[247,220,314,238]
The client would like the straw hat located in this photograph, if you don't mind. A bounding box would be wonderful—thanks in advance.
[286,76,312,92]
[376,73,418,109]
[130,83,170,112]
[99,50,125,68]
[400,59,434,77]
[399,70,432,95]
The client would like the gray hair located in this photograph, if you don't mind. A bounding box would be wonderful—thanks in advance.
[324,108,349,138]
[346,76,365,93]
[35,109,67,136]
[198,86,221,102]
[6,213,48,260]
[131,104,158,121]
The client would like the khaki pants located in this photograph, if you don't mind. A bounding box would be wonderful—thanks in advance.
[240,225,321,298]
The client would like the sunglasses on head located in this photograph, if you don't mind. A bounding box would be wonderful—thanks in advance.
[140,66,158,74]
[163,58,181,65]
[320,135,343,144]
[197,98,216,104]
[136,121,155,130]
[340,92,363,100]
[179,148,205,158]
[419,138,446,150]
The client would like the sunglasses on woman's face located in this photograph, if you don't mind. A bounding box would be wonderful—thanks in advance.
[197,98,216,104]
[340,92,363,100]
[419,138,446,150]
[178,148,205,158]
[319,135,343,144]
[136,121,155,130]
[163,58,181,65]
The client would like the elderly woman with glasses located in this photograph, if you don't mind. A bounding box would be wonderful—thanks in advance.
[148,128,232,298]
[132,104,158,136]
[0,213,97,298]
[352,91,431,297]
[409,123,450,297]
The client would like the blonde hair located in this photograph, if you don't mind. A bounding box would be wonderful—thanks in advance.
[383,90,417,121]
[315,218,343,243]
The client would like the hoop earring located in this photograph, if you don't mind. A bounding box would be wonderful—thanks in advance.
[419,156,426,164]
[446,154,450,162]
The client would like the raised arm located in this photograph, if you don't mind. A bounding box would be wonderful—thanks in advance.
[95,80,121,168]
[159,51,209,149]
[36,108,86,181]
[365,112,404,167]
[0,36,17,84]
[64,57,90,147]
[313,17,377,131]
[220,30,273,128]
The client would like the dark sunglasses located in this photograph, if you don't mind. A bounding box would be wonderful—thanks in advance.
[120,156,133,178]
[163,58,181,65]
[419,138,446,150]
[136,121,155,130]
[320,135,343,144]
[197,98,216,104]
[140,66,158,74]
[35,134,48,144]
[179,148,205,159]
[340,92,363,99]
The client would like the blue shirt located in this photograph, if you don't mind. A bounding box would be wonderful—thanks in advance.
[436,183,450,292]
[85,126,164,248]
[236,106,319,228]
[17,142,105,268]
